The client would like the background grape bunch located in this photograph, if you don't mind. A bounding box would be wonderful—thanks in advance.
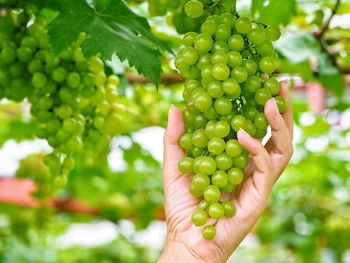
[175,1,287,240]
[0,1,122,186]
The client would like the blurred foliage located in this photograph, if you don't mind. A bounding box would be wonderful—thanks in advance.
[0,0,350,262]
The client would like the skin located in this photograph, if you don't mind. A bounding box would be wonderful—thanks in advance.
[158,81,294,263]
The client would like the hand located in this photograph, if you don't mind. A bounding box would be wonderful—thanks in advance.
[158,82,293,263]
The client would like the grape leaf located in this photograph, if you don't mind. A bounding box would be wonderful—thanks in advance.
[47,0,168,84]
[252,0,296,26]
[276,31,345,97]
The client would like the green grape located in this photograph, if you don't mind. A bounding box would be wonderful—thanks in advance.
[264,78,280,96]
[222,78,241,98]
[247,28,266,45]
[266,26,281,41]
[233,155,248,169]
[227,167,244,185]
[225,139,242,157]
[245,75,262,93]
[214,120,230,138]
[215,24,231,41]
[192,173,210,192]
[222,201,236,217]
[211,51,228,65]
[212,63,230,81]
[208,137,226,155]
[231,115,247,132]
[193,92,212,112]
[192,147,205,157]
[190,184,204,197]
[255,88,272,106]
[204,185,221,202]
[254,112,268,130]
[32,72,47,88]
[191,209,208,226]
[214,96,232,115]
[256,41,274,56]
[179,133,193,150]
[197,54,212,70]
[227,51,242,68]
[194,34,213,53]
[199,199,210,210]
[228,35,244,51]
[67,72,81,88]
[246,119,257,136]
[184,0,204,19]
[235,17,252,34]
[275,96,287,113]
[183,32,198,47]
[231,67,247,83]
[201,20,217,35]
[222,183,235,194]
[207,80,224,98]
[243,59,257,75]
[192,129,208,148]
[202,225,216,240]
[205,120,216,138]
[179,157,194,174]
[199,157,217,175]
[255,128,267,139]
[259,56,277,74]
[211,170,228,188]
[182,47,199,65]
[212,40,229,52]
[208,203,224,219]
[220,12,235,26]
[215,153,233,171]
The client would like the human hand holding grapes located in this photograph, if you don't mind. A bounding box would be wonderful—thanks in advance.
[159,82,293,263]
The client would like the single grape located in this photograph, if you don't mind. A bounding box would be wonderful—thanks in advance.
[214,96,232,116]
[231,67,248,83]
[231,115,247,132]
[228,35,244,51]
[225,139,242,157]
[205,120,217,139]
[255,88,272,106]
[208,202,225,219]
[275,96,287,113]
[194,34,213,53]
[212,63,230,81]
[211,51,228,65]
[192,129,208,148]
[191,209,208,226]
[245,75,262,93]
[214,120,230,138]
[184,0,204,19]
[235,17,252,34]
[264,78,280,96]
[183,32,198,47]
[204,185,221,202]
[199,157,217,175]
[207,81,224,98]
[247,28,266,45]
[259,56,277,74]
[179,133,193,150]
[233,155,248,169]
[254,112,268,130]
[227,167,244,185]
[192,173,211,192]
[199,199,210,210]
[227,51,242,68]
[215,24,231,41]
[211,170,228,188]
[266,26,281,41]
[201,20,217,35]
[208,137,226,155]
[178,157,194,174]
[202,225,216,240]
[222,201,236,217]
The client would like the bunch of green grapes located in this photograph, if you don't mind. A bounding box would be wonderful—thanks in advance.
[175,11,287,240]
[0,3,122,186]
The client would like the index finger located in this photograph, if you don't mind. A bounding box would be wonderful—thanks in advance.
[163,106,185,182]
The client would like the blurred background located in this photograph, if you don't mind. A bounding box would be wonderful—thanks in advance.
[1,0,350,262]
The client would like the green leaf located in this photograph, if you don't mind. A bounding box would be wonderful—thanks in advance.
[47,0,167,84]
[318,53,345,97]
[251,0,296,26]
[276,31,345,96]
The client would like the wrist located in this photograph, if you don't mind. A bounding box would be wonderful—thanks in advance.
[158,239,208,263]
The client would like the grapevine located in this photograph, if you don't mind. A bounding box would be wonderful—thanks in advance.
[176,0,287,240]
[0,0,122,186]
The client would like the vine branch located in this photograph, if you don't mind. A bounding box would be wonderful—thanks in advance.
[315,0,341,38]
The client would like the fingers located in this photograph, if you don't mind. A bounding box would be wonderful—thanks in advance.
[237,129,271,174]
[264,98,293,157]
[163,106,185,182]
[279,81,294,138]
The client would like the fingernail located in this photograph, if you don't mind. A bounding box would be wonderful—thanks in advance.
[238,128,248,136]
